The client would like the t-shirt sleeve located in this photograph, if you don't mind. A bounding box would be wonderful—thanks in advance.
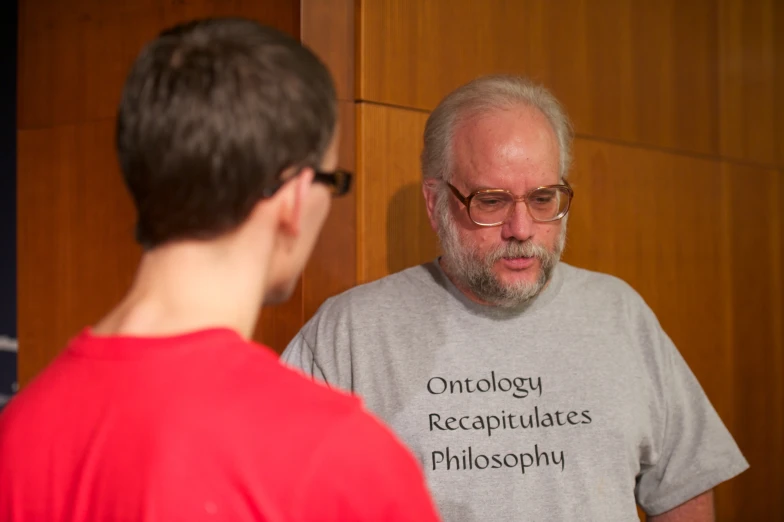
[635,313,749,515]
[292,407,442,522]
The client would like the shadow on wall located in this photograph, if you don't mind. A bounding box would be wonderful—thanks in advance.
[386,182,441,275]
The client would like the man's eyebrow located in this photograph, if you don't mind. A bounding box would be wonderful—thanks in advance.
[465,183,506,192]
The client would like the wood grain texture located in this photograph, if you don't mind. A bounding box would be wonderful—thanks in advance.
[301,0,355,101]
[17,121,142,386]
[358,0,721,157]
[356,103,437,284]
[303,101,357,323]
[718,0,784,168]
[358,0,528,113]
[719,162,783,521]
[526,0,719,157]
[255,278,304,354]
[18,0,299,130]
[18,0,301,375]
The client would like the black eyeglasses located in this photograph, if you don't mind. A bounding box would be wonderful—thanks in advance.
[263,168,353,198]
[314,168,352,196]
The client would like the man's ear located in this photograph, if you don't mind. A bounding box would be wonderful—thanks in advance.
[422,179,441,233]
[277,167,314,237]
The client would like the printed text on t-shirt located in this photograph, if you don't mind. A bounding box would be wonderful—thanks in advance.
[425,371,592,476]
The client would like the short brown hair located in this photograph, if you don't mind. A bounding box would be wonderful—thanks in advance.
[116,18,337,249]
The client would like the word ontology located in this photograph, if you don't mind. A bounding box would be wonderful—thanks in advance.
[432,445,564,475]
[427,371,542,399]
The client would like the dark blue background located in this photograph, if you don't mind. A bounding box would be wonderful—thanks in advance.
[0,0,18,408]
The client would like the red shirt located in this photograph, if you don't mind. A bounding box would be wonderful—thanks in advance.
[0,328,441,522]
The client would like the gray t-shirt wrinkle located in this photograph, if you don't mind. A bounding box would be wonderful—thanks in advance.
[282,260,748,522]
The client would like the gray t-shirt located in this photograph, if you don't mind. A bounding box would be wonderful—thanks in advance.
[282,261,748,521]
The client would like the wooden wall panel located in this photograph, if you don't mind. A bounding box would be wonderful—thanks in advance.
[721,163,783,521]
[356,103,437,284]
[358,0,527,112]
[303,101,357,322]
[526,0,719,156]
[255,279,304,355]
[359,0,721,156]
[718,0,784,167]
[299,0,358,330]
[17,122,141,386]
[301,0,355,101]
[18,0,299,129]
[18,0,301,377]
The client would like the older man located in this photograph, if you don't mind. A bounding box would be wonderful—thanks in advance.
[282,75,748,521]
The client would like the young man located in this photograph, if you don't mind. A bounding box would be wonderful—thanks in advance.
[0,18,440,522]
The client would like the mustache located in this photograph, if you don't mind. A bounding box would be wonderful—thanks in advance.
[486,240,551,264]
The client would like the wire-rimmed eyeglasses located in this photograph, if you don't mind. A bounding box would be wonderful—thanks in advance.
[446,181,573,227]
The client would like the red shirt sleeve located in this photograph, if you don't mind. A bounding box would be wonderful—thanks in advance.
[292,407,442,522]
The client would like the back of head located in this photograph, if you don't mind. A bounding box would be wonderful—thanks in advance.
[421,75,573,184]
[116,18,337,249]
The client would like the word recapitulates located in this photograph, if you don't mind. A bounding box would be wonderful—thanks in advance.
[425,371,593,477]
[429,406,592,437]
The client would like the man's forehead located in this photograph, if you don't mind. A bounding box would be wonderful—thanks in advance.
[452,108,560,186]
[455,106,556,150]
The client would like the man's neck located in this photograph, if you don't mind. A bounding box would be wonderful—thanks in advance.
[92,239,268,340]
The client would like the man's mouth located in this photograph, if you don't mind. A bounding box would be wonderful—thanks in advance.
[500,256,536,270]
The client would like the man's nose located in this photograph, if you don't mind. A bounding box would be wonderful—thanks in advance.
[500,201,534,242]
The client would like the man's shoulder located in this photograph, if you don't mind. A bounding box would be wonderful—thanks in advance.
[314,263,438,320]
[556,263,666,340]
[241,346,359,411]
[338,263,437,301]
[559,263,649,308]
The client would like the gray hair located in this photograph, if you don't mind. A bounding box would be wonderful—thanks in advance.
[421,75,574,183]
